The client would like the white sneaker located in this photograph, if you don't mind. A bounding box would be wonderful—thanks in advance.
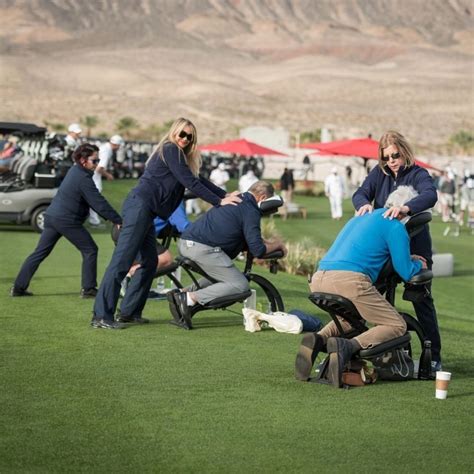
[242,308,262,332]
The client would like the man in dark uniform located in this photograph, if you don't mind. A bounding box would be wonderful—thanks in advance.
[169,181,287,329]
[11,143,122,302]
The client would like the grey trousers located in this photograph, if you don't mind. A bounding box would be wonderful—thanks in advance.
[178,239,249,305]
[310,270,407,349]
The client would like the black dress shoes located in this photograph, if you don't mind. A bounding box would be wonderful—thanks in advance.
[167,290,193,330]
[81,288,98,298]
[173,291,193,330]
[91,318,126,329]
[10,286,34,297]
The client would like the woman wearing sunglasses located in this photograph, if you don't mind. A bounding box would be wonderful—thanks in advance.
[92,117,241,329]
[11,144,122,299]
[352,130,442,374]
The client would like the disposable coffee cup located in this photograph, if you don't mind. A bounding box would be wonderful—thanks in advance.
[435,371,451,399]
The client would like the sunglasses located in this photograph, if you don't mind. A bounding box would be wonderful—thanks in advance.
[178,130,193,142]
[382,151,401,162]
[89,158,99,164]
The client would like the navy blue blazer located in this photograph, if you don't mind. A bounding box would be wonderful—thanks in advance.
[46,164,122,225]
[181,192,266,259]
[133,142,226,219]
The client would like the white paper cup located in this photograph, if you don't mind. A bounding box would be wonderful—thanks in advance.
[435,371,452,400]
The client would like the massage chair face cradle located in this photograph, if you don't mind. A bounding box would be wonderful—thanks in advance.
[308,212,434,379]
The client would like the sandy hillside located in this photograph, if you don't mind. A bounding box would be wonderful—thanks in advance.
[0,0,472,146]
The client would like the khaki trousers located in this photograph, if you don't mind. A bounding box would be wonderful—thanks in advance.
[310,270,406,349]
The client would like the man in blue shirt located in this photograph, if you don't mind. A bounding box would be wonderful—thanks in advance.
[169,181,287,329]
[295,186,427,387]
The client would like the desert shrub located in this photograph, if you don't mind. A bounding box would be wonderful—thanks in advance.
[280,238,325,277]
[449,130,474,153]
[261,218,283,242]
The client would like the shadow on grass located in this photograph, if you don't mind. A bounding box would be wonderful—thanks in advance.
[453,269,474,277]
[33,292,81,297]
[191,314,243,329]
[448,391,474,399]
[0,275,79,283]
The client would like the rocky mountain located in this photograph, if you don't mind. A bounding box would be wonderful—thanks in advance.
[1,0,472,146]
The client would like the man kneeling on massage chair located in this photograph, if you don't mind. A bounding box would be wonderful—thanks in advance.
[295,186,428,387]
[168,181,287,329]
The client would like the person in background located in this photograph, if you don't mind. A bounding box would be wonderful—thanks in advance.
[89,134,124,226]
[324,167,345,220]
[458,170,474,226]
[438,169,456,222]
[238,168,259,193]
[209,162,230,191]
[0,138,18,172]
[65,123,83,151]
[92,117,241,329]
[352,130,441,373]
[280,168,295,203]
[11,144,122,299]
[302,155,312,180]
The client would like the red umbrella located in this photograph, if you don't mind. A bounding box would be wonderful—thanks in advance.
[199,138,288,157]
[309,138,441,172]
[310,138,380,159]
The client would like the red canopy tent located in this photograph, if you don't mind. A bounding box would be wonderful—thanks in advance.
[307,138,441,171]
[307,138,380,159]
[199,138,288,157]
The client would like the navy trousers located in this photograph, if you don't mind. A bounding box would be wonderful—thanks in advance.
[411,230,442,363]
[14,215,98,291]
[412,279,442,362]
[93,194,158,321]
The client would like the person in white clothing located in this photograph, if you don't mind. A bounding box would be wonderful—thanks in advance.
[65,123,82,155]
[238,168,259,193]
[324,167,345,220]
[209,163,230,190]
[89,134,124,225]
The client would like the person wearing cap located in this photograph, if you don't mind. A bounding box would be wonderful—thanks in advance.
[324,166,345,220]
[88,134,123,226]
[352,131,441,373]
[11,144,122,299]
[92,118,242,329]
[209,162,230,191]
[168,181,287,330]
[238,168,259,193]
[295,186,427,387]
[65,123,82,150]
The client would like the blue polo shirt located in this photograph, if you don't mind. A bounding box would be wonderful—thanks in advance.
[318,208,422,283]
[181,192,266,259]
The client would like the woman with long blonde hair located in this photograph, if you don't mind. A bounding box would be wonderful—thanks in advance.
[92,118,241,329]
[352,130,442,372]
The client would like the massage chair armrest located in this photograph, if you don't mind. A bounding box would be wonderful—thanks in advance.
[407,269,433,285]
[260,249,284,260]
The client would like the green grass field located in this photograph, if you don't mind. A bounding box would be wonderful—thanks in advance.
[1,179,473,473]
